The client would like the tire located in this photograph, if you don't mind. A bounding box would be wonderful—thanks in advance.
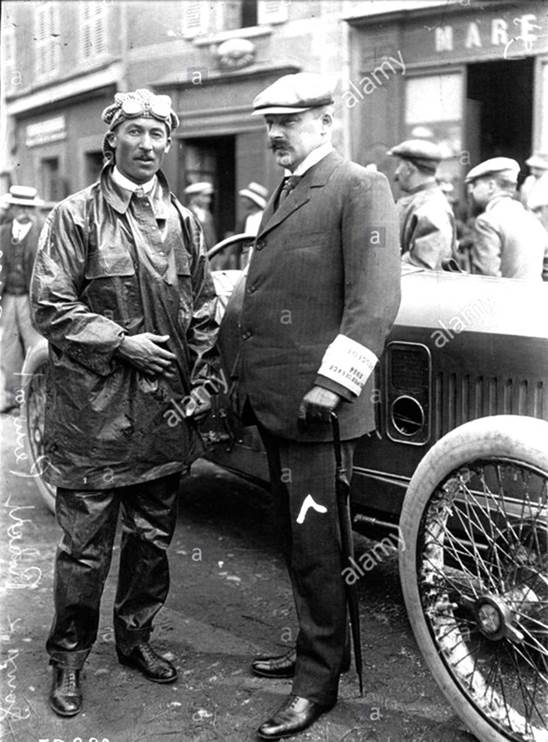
[399,415,548,742]
[20,341,56,514]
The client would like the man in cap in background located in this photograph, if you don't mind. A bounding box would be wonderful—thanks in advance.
[31,88,222,716]
[184,181,217,249]
[0,185,44,413]
[389,139,457,270]
[238,72,401,739]
[520,151,548,211]
[465,157,548,280]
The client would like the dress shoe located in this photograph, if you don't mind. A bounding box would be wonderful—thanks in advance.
[252,647,351,679]
[49,665,82,717]
[257,694,334,739]
[117,642,177,683]
[252,649,296,678]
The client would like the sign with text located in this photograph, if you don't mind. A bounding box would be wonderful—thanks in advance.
[25,116,66,148]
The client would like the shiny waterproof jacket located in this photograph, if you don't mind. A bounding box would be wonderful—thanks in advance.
[31,166,221,490]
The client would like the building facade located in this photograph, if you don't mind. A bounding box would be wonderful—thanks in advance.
[2,0,547,236]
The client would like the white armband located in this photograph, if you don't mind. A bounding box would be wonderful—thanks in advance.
[317,334,378,396]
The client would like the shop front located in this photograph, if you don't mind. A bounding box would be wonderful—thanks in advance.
[11,85,116,202]
[346,1,548,195]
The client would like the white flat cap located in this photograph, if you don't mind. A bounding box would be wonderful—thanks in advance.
[465,157,520,184]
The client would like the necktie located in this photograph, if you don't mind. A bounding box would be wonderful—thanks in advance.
[278,175,300,202]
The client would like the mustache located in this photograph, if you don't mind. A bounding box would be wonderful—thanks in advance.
[268,140,289,151]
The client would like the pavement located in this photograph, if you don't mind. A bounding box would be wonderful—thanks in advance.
[0,410,475,742]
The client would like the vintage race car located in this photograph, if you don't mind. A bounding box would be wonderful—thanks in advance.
[22,234,548,742]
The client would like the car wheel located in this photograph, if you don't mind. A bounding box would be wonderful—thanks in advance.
[21,342,56,514]
[399,415,548,742]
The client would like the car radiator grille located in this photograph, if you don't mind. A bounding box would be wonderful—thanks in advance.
[433,374,546,439]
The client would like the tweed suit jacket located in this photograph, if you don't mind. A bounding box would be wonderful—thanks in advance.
[237,150,401,442]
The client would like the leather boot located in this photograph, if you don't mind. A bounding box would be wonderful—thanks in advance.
[117,642,177,683]
[49,665,82,717]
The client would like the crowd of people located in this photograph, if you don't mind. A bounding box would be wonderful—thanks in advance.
[0,73,547,740]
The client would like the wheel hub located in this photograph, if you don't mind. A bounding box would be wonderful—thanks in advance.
[474,594,524,642]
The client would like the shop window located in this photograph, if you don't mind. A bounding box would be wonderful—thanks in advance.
[85,151,104,186]
[405,73,463,183]
[41,157,67,202]
[79,1,108,60]
[34,1,60,79]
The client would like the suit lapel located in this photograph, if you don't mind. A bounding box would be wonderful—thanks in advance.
[257,151,342,239]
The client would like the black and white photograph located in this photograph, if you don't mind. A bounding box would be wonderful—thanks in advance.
[0,1,547,741]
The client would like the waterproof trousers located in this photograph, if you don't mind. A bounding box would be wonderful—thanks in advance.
[258,425,357,707]
[1,293,41,406]
[47,473,180,669]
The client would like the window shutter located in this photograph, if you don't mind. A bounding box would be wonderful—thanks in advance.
[35,3,58,76]
[80,1,107,59]
[258,0,289,25]
[182,1,208,38]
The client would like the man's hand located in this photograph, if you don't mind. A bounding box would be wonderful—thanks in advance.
[116,333,177,378]
[298,385,341,427]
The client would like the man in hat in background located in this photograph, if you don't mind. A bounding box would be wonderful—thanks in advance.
[31,88,222,716]
[184,181,217,249]
[238,72,401,739]
[0,185,44,413]
[239,181,268,236]
[389,139,457,270]
[465,157,548,280]
[520,151,548,211]
[236,181,269,267]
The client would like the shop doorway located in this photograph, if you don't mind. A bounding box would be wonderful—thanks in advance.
[466,58,534,180]
[180,136,236,242]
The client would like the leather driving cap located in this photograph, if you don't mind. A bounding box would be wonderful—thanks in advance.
[388,139,443,172]
[252,72,334,115]
[465,157,520,184]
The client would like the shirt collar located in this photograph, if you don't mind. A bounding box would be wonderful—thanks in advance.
[486,192,514,210]
[111,166,156,194]
[12,219,33,240]
[285,142,334,177]
[102,163,170,218]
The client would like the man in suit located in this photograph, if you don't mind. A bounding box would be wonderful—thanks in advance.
[388,139,456,270]
[0,185,44,413]
[466,157,548,280]
[238,72,401,739]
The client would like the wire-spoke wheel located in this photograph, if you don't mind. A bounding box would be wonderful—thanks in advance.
[399,416,548,742]
[21,343,56,513]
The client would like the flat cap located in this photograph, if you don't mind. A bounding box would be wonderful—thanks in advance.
[184,181,214,196]
[388,139,443,172]
[526,151,548,170]
[465,157,520,184]
[252,73,334,116]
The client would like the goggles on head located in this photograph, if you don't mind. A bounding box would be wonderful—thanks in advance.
[102,89,179,132]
